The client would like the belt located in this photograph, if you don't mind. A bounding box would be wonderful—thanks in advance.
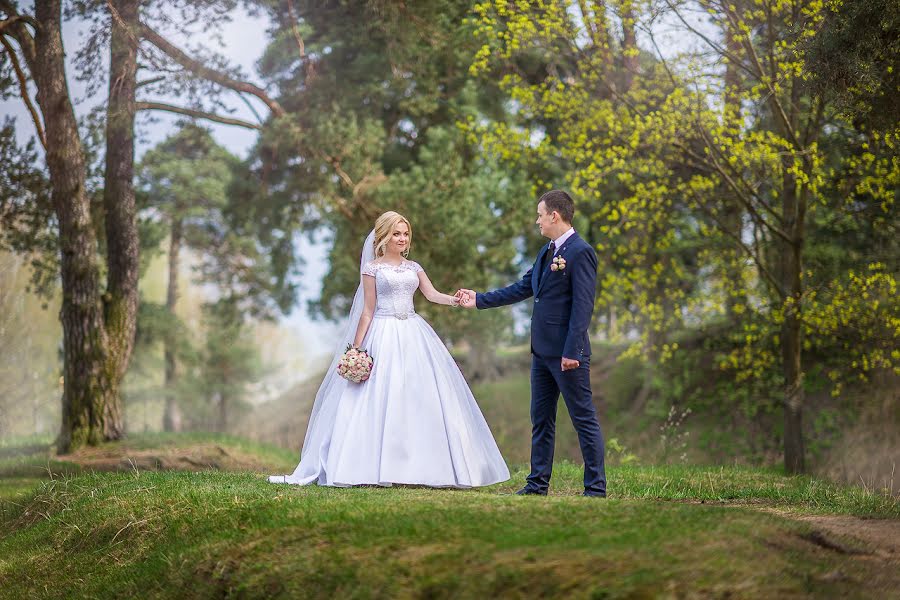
[374,310,417,320]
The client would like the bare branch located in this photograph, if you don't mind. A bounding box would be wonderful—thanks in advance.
[0,35,45,149]
[322,152,355,188]
[643,24,680,90]
[237,93,264,125]
[139,23,286,118]
[689,188,784,296]
[285,0,315,81]
[664,0,762,82]
[802,95,825,147]
[576,0,598,43]
[0,2,36,70]
[317,151,385,221]
[0,2,36,28]
[0,15,22,33]
[674,139,793,245]
[641,18,792,236]
[693,125,785,225]
[718,5,802,149]
[136,75,166,88]
[135,101,262,129]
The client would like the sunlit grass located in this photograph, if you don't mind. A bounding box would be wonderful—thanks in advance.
[0,434,897,599]
[1,466,895,599]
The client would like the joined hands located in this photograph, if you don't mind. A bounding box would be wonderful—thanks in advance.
[454,289,477,309]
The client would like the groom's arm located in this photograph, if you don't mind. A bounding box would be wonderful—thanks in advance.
[563,247,598,360]
[476,267,534,309]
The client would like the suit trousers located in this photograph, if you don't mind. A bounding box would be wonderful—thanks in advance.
[526,353,606,494]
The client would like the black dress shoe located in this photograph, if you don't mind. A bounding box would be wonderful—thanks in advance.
[582,491,607,498]
[515,487,548,496]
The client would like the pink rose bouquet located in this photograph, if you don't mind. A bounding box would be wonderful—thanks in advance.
[337,344,374,383]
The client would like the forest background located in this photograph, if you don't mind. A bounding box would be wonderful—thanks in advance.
[0,0,897,492]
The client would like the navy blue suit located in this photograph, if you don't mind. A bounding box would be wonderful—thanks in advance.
[477,232,606,494]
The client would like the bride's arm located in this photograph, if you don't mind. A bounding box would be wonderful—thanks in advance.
[352,275,377,347]
[417,270,460,307]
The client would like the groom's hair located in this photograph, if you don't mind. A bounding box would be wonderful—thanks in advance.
[539,190,575,224]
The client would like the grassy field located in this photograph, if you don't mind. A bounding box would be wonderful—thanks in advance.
[1,434,898,599]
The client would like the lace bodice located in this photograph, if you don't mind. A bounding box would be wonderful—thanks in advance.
[362,260,424,317]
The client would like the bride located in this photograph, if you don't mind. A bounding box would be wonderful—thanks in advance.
[269,211,510,488]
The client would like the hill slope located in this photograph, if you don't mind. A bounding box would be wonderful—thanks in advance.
[1,435,898,599]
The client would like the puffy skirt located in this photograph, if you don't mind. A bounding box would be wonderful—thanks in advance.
[268,314,510,488]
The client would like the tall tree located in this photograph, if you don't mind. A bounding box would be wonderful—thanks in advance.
[2,0,124,451]
[1,0,285,451]
[201,299,262,432]
[99,0,140,441]
[137,123,241,431]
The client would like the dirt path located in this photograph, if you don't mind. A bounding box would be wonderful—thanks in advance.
[756,507,898,555]
[61,444,273,474]
[786,513,900,558]
[755,507,900,596]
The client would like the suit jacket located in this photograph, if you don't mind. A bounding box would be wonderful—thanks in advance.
[476,231,598,359]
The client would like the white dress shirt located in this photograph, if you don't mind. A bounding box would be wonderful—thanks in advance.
[551,227,576,255]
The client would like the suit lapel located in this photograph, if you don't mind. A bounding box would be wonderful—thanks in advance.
[532,242,551,295]
[536,232,579,296]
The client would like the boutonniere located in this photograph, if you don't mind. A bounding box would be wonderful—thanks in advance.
[550,256,566,271]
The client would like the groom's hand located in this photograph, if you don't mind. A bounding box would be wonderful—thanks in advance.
[455,289,477,309]
[561,357,580,371]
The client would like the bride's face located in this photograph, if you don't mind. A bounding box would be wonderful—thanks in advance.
[386,221,410,255]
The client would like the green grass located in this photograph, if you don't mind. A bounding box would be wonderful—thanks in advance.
[0,434,54,449]
[1,434,897,599]
[0,477,42,504]
[610,463,900,517]
[0,468,884,599]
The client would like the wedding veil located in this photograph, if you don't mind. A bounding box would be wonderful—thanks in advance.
[298,229,376,460]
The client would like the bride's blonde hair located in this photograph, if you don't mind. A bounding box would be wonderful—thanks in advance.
[373,211,413,258]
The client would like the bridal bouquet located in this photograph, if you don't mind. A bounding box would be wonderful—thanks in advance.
[337,344,374,383]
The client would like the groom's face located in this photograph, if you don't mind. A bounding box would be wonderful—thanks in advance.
[535,201,556,239]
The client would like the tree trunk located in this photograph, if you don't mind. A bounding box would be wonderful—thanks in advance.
[779,215,804,474]
[621,0,638,92]
[218,391,229,432]
[163,218,183,432]
[605,304,617,340]
[577,0,613,70]
[33,2,117,453]
[722,17,746,317]
[780,165,808,474]
[778,71,807,475]
[101,0,140,432]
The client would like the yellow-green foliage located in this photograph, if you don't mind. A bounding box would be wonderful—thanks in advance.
[466,0,898,394]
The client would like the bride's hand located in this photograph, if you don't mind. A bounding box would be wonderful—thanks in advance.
[456,289,477,309]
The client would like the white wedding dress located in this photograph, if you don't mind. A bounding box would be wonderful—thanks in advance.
[269,233,509,488]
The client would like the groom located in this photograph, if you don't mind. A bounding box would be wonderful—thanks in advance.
[457,190,606,497]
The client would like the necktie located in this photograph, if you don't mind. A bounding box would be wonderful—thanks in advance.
[541,242,556,279]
